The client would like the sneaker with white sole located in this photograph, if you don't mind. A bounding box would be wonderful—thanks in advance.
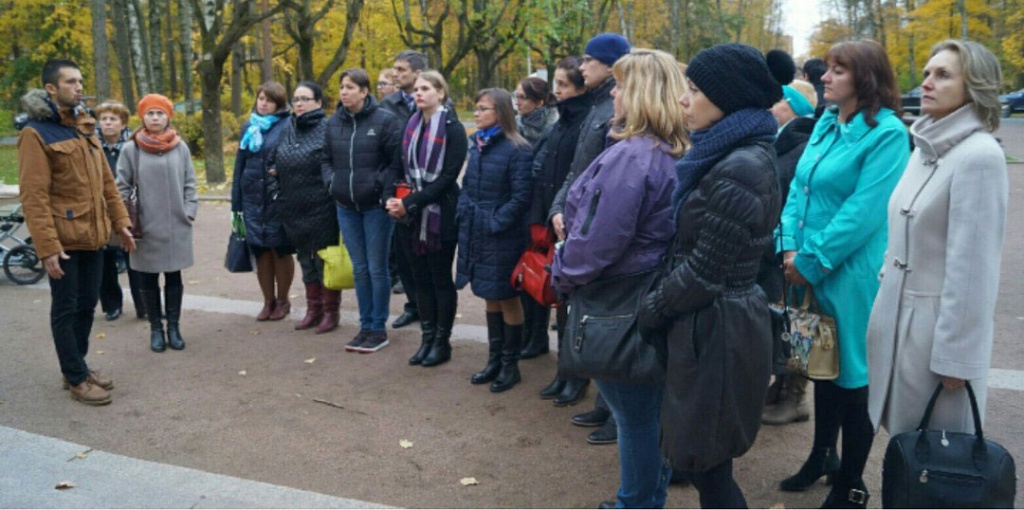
[345,330,371,352]
[356,331,389,353]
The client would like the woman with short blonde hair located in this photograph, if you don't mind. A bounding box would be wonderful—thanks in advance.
[609,48,690,156]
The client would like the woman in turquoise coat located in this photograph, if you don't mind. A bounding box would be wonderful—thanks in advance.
[776,40,909,509]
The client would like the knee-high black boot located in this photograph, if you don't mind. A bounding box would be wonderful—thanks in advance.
[141,289,165,352]
[471,311,504,384]
[491,323,522,393]
[520,297,551,359]
[822,386,873,509]
[409,288,438,365]
[780,380,841,491]
[422,284,455,367]
[164,286,185,350]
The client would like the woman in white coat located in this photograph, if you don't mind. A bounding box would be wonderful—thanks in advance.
[866,39,1007,436]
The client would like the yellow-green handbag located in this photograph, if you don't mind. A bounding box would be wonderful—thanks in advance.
[318,237,354,290]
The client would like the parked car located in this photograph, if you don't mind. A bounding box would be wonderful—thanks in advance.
[1000,88,1024,118]
[901,86,921,116]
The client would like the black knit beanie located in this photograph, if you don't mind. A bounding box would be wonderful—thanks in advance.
[686,43,784,115]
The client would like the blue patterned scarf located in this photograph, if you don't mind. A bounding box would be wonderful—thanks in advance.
[672,108,777,220]
[240,112,283,152]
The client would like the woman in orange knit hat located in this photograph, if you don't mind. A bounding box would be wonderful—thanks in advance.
[116,93,198,352]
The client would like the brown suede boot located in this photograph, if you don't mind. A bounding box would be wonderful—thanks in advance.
[256,300,275,321]
[316,290,341,334]
[69,381,112,406]
[269,298,291,321]
[762,376,810,425]
[295,282,324,330]
[62,370,114,391]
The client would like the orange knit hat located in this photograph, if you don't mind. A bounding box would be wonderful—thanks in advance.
[137,94,173,119]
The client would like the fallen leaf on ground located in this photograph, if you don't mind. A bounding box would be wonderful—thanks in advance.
[399,439,414,449]
[33,299,41,304]
[250,330,261,335]
[55,481,75,490]
[96,351,105,355]
[238,370,247,376]
[769,503,786,509]
[304,357,316,364]
[188,280,199,284]
[67,448,92,462]
[455,313,463,319]
[460,477,479,486]
[95,333,105,339]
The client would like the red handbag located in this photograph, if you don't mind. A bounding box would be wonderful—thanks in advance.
[511,224,557,307]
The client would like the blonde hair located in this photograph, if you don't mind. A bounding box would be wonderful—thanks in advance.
[95,101,131,124]
[415,70,449,103]
[929,39,1003,132]
[790,79,818,108]
[610,49,690,157]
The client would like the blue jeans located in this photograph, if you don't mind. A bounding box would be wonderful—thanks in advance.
[594,379,671,508]
[337,206,394,331]
[49,250,103,386]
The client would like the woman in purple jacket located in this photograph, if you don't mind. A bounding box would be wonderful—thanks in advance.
[550,49,689,509]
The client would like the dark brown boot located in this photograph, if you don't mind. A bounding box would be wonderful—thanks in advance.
[316,290,341,334]
[295,282,324,330]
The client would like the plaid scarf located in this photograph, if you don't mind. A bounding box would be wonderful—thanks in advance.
[134,127,181,155]
[402,107,448,254]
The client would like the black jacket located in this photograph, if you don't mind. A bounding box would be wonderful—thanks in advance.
[641,142,781,473]
[396,114,468,243]
[323,95,404,211]
[269,109,339,252]
[527,93,590,225]
[380,91,459,124]
[548,78,616,220]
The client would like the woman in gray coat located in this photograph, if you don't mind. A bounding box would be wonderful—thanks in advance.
[866,40,1007,436]
[117,94,198,353]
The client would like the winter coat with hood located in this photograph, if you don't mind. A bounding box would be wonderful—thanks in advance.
[527,93,590,225]
[231,110,290,248]
[866,104,1007,436]
[17,89,130,261]
[268,108,339,253]
[641,141,781,473]
[456,131,534,300]
[548,77,616,221]
[322,95,404,211]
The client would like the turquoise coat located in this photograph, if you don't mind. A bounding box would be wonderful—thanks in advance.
[778,107,909,389]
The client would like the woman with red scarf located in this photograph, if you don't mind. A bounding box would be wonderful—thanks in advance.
[116,94,198,353]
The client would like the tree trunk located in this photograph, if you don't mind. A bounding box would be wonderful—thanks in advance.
[906,0,917,85]
[127,0,151,95]
[91,0,112,101]
[179,0,194,114]
[315,0,366,88]
[166,0,178,96]
[149,0,165,93]
[298,35,315,81]
[232,42,244,116]
[957,0,968,38]
[112,0,136,110]
[260,0,274,82]
[199,62,226,183]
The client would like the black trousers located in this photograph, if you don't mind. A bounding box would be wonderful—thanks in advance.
[689,459,747,508]
[394,225,456,331]
[98,247,123,313]
[48,250,102,386]
[392,229,419,315]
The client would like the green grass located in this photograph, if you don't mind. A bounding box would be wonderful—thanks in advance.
[0,145,17,185]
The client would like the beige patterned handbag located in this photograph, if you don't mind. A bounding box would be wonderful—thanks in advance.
[782,286,840,380]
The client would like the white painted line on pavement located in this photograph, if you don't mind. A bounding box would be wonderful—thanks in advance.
[988,368,1024,391]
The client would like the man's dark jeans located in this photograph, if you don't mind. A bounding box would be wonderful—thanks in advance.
[48,250,102,386]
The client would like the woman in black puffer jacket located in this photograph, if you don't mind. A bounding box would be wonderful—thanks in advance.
[324,68,404,352]
[268,81,340,334]
[638,43,784,508]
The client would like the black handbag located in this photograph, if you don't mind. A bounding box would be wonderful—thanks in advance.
[558,270,665,385]
[224,231,254,273]
[882,381,1017,508]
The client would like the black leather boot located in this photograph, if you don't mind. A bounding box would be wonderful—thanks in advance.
[164,286,185,350]
[490,323,522,393]
[539,373,566,399]
[520,298,550,359]
[780,447,840,491]
[821,478,869,509]
[409,321,436,365]
[554,376,589,406]
[471,312,504,385]
[141,289,165,352]
[421,326,451,367]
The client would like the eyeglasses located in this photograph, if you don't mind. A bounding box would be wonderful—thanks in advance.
[292,96,316,103]
[474,106,495,113]
[514,93,528,100]
[377,82,392,89]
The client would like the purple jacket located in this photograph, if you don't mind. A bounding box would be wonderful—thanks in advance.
[551,134,680,294]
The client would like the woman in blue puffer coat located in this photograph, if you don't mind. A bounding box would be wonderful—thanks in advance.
[459,88,534,394]
[231,81,295,321]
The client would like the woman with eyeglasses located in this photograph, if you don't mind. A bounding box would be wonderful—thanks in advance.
[324,68,405,352]
[515,77,558,145]
[267,81,340,333]
[386,71,468,367]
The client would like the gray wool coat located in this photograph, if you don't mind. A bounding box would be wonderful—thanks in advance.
[115,140,198,274]
[866,105,1007,435]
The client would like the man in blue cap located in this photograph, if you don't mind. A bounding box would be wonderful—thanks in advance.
[544,32,630,446]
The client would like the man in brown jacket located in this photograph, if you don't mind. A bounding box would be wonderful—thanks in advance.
[18,58,136,406]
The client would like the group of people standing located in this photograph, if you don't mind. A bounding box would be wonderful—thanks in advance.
[18,29,1009,509]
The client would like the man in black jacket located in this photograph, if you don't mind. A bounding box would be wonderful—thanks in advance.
[547,33,630,446]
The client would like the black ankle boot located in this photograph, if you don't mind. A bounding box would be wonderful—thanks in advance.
[164,286,185,350]
[141,289,165,352]
[471,311,504,385]
[821,479,869,509]
[539,373,566,399]
[421,326,451,367]
[780,447,840,492]
[554,376,589,406]
[491,323,522,393]
[409,321,436,365]
[520,302,551,359]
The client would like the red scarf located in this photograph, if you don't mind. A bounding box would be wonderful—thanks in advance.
[134,127,181,154]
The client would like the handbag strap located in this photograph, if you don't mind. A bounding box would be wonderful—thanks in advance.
[917,380,985,439]
[915,381,989,468]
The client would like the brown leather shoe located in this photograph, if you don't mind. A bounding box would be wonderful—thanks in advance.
[68,381,112,406]
[268,299,291,321]
[257,300,275,321]
[63,370,114,391]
